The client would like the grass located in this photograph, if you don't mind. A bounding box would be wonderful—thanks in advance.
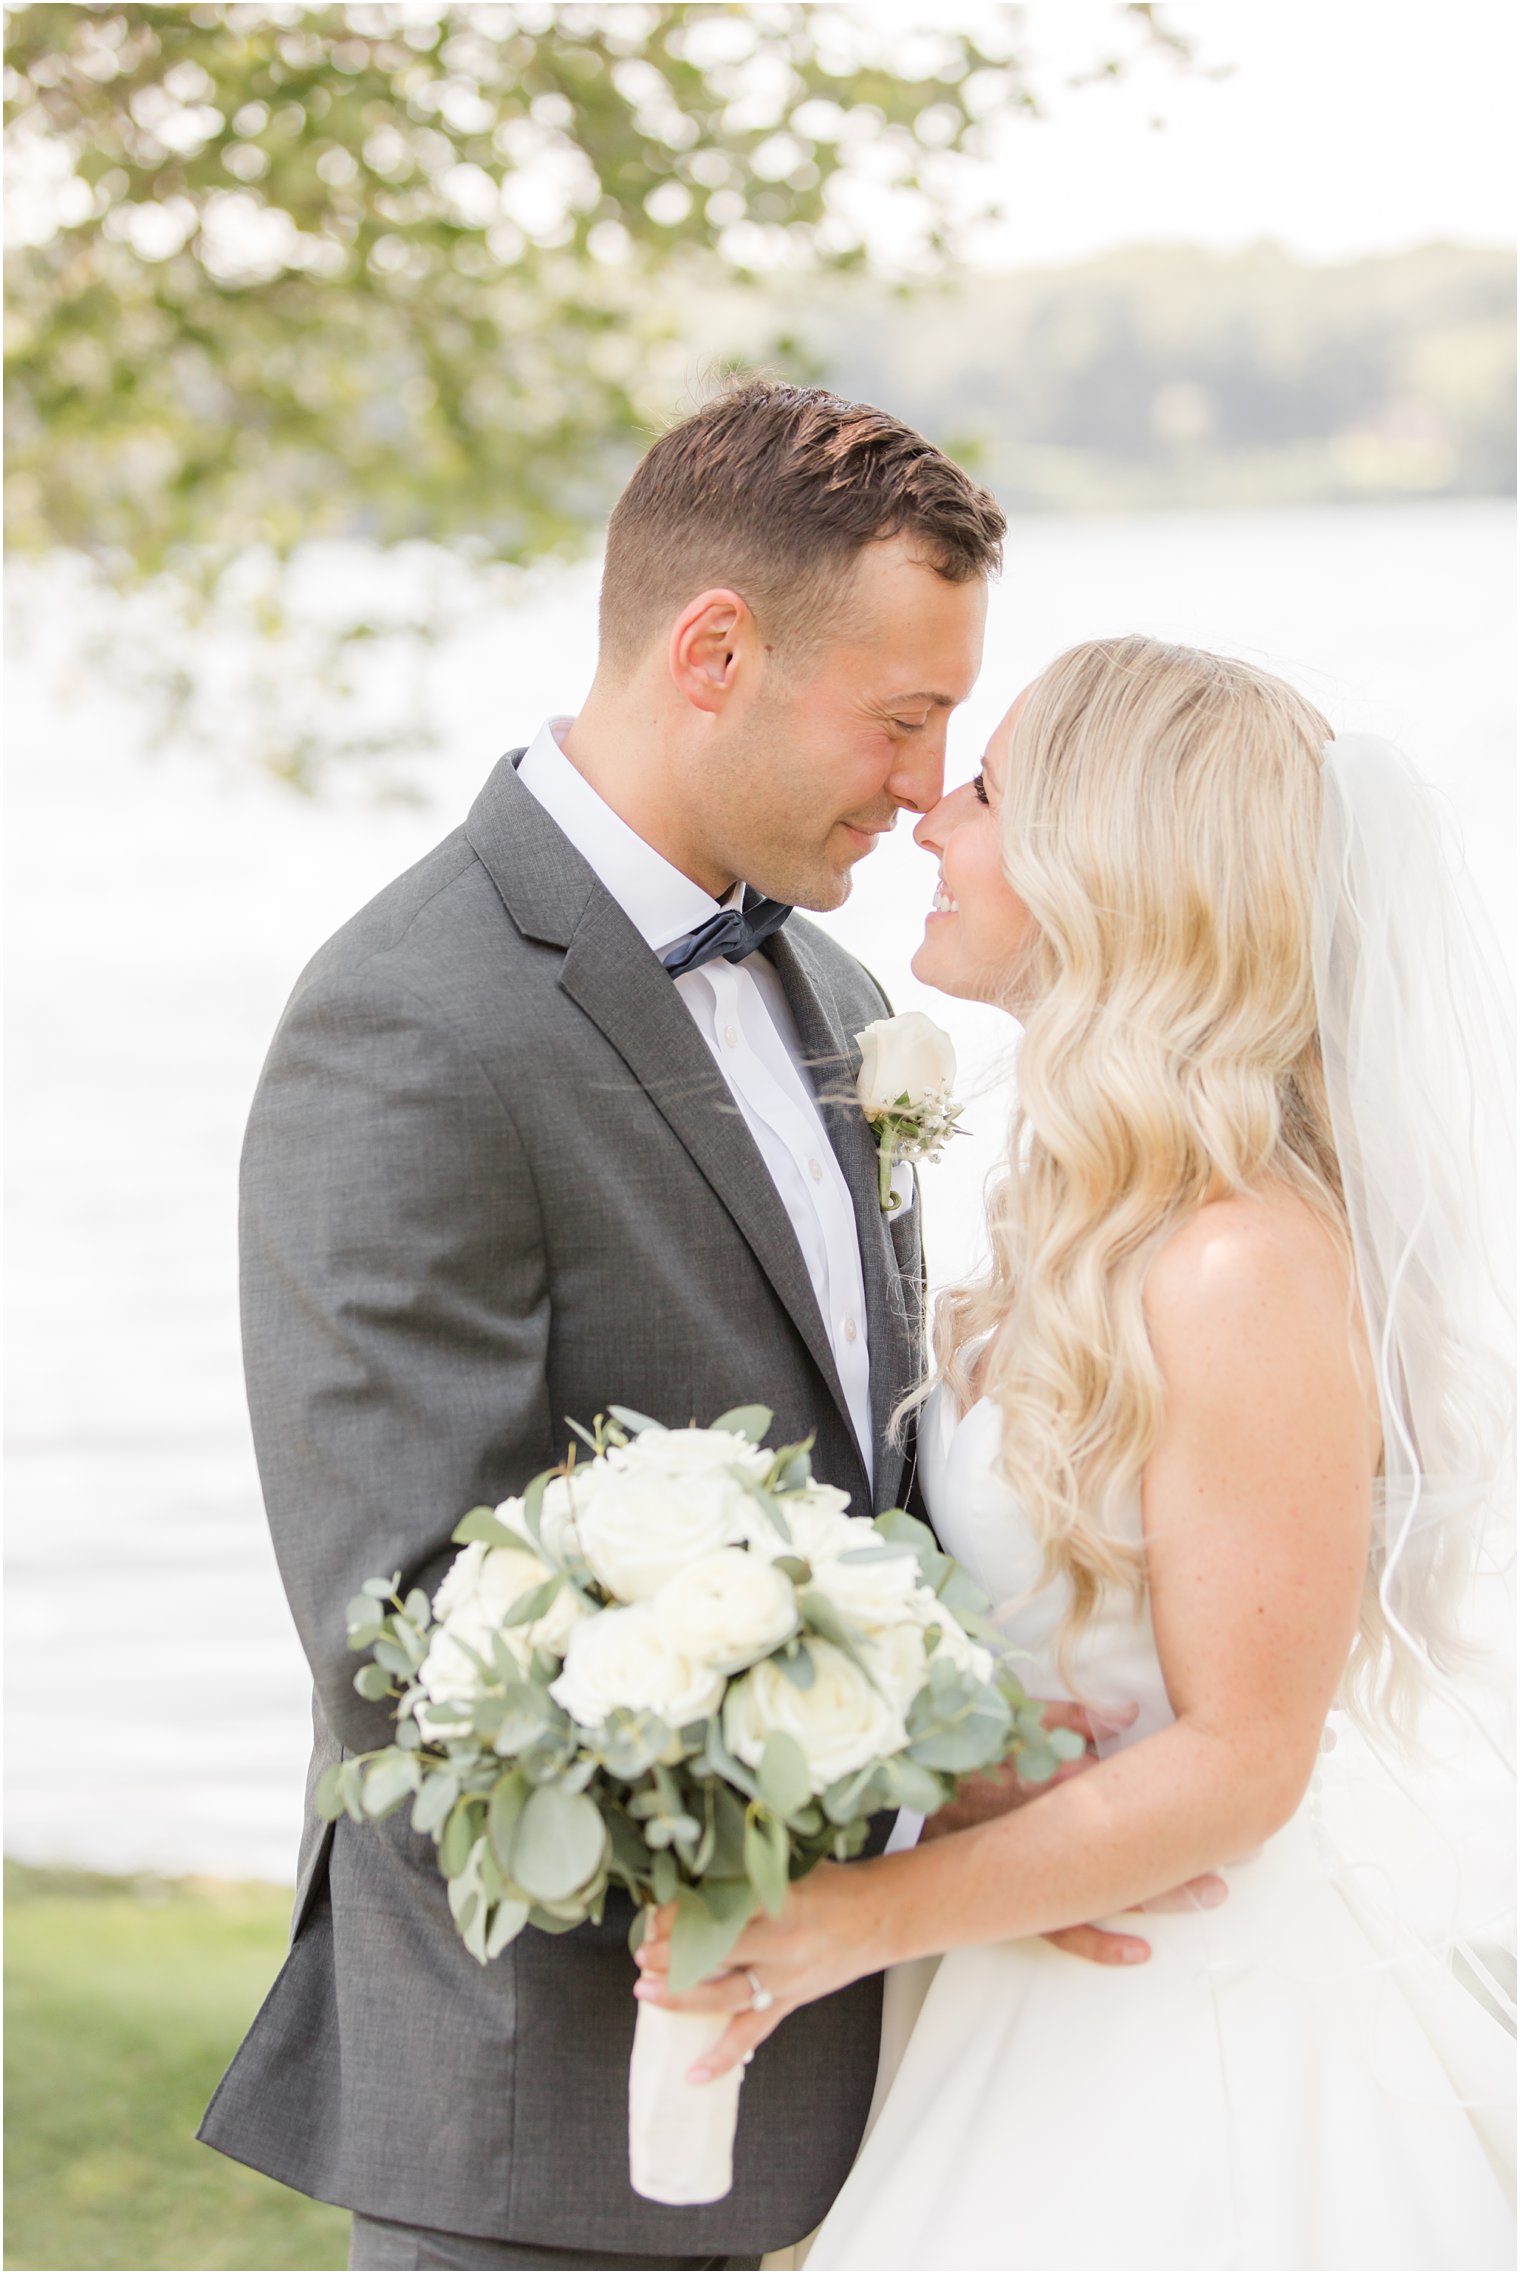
[4,1860,350,2272]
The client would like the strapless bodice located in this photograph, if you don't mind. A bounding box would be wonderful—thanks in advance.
[923,1386,1176,1746]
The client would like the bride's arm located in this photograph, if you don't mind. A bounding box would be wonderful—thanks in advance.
[637,1194,1377,2079]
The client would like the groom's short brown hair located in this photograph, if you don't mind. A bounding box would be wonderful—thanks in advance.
[599,377,1005,672]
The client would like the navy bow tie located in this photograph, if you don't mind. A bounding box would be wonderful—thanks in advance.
[659,891,792,980]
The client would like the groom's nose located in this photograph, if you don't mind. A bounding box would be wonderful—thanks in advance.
[887,728,948,816]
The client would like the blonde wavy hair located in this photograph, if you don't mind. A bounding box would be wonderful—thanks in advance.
[915,635,1416,1727]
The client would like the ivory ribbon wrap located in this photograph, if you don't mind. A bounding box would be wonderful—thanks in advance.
[628,2002,745,2204]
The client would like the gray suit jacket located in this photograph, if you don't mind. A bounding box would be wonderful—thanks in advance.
[198,752,927,2256]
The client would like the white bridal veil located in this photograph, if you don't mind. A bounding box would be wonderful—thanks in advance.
[1310,732,1516,2023]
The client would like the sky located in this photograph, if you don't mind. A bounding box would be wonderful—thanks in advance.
[951,0,1516,268]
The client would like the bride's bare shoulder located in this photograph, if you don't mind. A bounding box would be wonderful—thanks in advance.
[1142,1187,1379,1452]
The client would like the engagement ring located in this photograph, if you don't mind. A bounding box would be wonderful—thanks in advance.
[745,1968,774,2013]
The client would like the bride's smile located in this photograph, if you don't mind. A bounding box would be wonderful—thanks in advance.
[910,693,1038,1007]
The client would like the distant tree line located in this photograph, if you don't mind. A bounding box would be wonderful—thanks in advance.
[766,242,1514,511]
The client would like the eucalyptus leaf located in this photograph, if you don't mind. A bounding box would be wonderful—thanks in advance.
[361,1575,399,1601]
[372,1638,414,1679]
[338,1760,367,1822]
[821,1763,883,1825]
[500,1575,564,1629]
[872,1510,938,1555]
[706,1719,762,1801]
[936,1566,992,1619]
[775,1643,817,1691]
[511,1784,607,1904]
[487,1769,530,1871]
[520,1471,549,1545]
[759,1730,813,1820]
[667,1882,759,1995]
[739,1480,792,1544]
[403,1588,432,1628]
[439,1800,480,1880]
[708,1783,750,1879]
[452,1507,521,1548]
[1049,1726,1088,1760]
[797,1591,877,1685]
[527,1905,584,1935]
[411,1770,460,1839]
[651,1851,678,1906]
[607,1811,650,1881]
[908,1698,1012,1774]
[606,1405,660,1435]
[769,1445,815,1493]
[313,1763,347,1821]
[448,1834,490,1960]
[485,1897,530,1959]
[362,1753,421,1817]
[354,1662,395,1702]
[883,1756,949,1814]
[710,1405,773,1444]
[744,1810,790,1918]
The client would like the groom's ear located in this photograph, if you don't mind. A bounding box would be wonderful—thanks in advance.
[669,588,754,716]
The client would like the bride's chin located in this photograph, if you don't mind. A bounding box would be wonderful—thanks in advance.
[910,934,963,996]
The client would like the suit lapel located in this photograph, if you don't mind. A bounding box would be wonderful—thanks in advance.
[556,898,867,1474]
[764,928,922,1514]
[466,755,907,1509]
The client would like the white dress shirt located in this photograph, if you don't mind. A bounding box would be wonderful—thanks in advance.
[516,717,875,1488]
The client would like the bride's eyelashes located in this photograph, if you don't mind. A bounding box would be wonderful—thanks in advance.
[972,770,990,806]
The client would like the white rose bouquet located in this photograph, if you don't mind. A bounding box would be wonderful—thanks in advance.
[324,1406,1077,2206]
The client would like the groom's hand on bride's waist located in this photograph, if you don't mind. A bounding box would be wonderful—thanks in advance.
[919,1699,1229,1968]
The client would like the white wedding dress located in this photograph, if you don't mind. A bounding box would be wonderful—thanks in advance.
[807,1389,1515,2272]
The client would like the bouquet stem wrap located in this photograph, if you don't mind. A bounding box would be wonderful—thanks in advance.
[628,2002,746,2204]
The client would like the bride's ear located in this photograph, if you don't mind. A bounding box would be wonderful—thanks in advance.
[668,588,754,715]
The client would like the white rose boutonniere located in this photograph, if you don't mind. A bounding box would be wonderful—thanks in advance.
[853,1011,963,1209]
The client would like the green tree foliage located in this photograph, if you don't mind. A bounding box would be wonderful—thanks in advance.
[5,1,1048,571]
[3,1,1187,782]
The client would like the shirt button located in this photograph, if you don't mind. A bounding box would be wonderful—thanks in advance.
[807,1158,824,1182]
[843,1318,859,1343]
[723,1023,738,1049]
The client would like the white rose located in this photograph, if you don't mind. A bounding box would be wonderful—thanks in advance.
[550,1603,725,1729]
[415,1599,509,1741]
[807,1538,922,1630]
[902,1586,995,1684]
[435,1540,582,1656]
[420,1545,583,1742]
[862,1620,933,1713]
[473,1543,584,1657]
[854,1012,957,1116]
[723,1640,908,1795]
[578,1433,758,1600]
[431,1540,488,1626]
[738,1485,858,1568]
[652,1548,798,1674]
[611,1426,772,1484]
[495,1467,602,1568]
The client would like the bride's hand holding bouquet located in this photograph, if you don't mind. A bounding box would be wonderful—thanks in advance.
[323,1404,1081,2204]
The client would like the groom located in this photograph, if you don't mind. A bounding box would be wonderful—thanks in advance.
[201,381,1134,2272]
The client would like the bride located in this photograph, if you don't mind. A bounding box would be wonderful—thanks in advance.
[634,636,1515,2270]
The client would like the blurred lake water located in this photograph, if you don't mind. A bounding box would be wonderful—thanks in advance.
[6,498,1514,1881]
